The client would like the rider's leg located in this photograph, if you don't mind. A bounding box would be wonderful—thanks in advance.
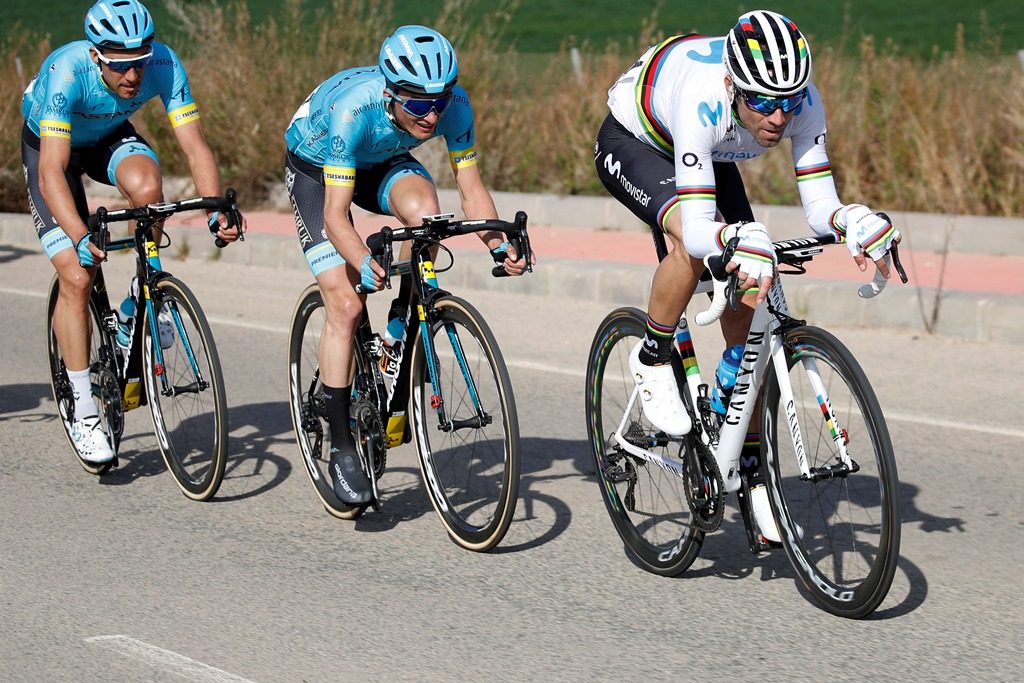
[316,262,372,504]
[316,263,363,391]
[381,168,441,319]
[113,152,164,239]
[50,249,98,416]
[626,210,704,436]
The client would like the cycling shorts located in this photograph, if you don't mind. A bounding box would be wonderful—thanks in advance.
[593,113,754,235]
[21,121,159,258]
[285,151,432,277]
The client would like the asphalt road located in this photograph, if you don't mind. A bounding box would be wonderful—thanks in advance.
[1,244,1022,682]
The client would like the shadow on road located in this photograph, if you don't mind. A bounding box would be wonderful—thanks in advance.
[0,243,37,265]
[212,401,296,502]
[0,382,53,419]
[581,461,950,620]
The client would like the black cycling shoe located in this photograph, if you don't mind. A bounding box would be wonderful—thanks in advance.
[329,447,372,505]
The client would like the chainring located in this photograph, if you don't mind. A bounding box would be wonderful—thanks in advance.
[682,436,725,532]
[96,364,124,449]
[352,396,387,478]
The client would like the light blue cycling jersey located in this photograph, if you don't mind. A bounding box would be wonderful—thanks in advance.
[21,40,198,146]
[285,67,479,186]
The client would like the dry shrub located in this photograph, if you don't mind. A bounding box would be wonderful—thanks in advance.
[1,4,1021,217]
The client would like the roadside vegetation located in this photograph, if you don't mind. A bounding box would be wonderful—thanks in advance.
[2,0,1020,216]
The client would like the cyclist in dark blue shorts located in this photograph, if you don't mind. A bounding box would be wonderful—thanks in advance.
[285,25,530,504]
[22,0,244,463]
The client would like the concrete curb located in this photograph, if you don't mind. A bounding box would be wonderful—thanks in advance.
[4,210,1022,346]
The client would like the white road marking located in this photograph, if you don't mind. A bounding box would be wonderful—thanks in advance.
[5,285,1021,441]
[85,635,256,682]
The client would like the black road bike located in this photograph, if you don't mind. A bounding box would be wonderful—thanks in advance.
[47,191,242,500]
[288,213,532,551]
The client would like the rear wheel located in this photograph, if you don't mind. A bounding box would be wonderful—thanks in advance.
[762,326,900,618]
[46,276,119,475]
[585,307,704,576]
[286,284,366,519]
[410,296,520,552]
[143,277,227,501]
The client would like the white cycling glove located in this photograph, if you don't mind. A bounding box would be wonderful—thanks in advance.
[842,204,900,262]
[720,221,776,284]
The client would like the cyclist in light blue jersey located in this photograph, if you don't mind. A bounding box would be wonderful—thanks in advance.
[285,25,529,505]
[21,0,244,463]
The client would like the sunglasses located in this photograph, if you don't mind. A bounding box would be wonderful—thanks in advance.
[95,49,153,73]
[738,88,806,115]
[391,91,452,118]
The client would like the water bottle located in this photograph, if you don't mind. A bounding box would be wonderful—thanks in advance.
[383,314,406,349]
[710,344,744,415]
[115,276,139,348]
[380,303,407,378]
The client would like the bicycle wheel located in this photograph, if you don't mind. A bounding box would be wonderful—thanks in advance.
[286,284,366,519]
[585,307,704,576]
[409,295,520,551]
[46,276,119,475]
[143,276,227,501]
[762,325,900,618]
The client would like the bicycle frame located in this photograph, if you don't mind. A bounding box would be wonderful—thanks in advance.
[86,192,242,411]
[609,238,857,494]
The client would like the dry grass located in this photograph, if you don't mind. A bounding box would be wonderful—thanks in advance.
[2,2,1021,217]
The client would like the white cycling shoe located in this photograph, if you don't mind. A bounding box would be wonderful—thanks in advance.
[70,415,115,464]
[628,341,692,436]
[157,312,176,349]
[750,484,803,544]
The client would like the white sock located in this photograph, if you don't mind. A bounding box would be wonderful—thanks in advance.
[66,367,97,420]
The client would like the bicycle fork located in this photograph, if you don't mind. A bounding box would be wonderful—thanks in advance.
[770,335,856,481]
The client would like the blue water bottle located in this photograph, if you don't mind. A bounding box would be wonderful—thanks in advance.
[710,344,744,415]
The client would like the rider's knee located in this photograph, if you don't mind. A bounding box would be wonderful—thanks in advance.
[320,276,362,329]
[57,266,92,301]
[119,172,163,206]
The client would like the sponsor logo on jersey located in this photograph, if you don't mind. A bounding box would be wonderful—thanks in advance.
[168,103,200,127]
[330,135,346,157]
[323,165,355,187]
[44,93,68,117]
[39,119,71,139]
[449,148,478,168]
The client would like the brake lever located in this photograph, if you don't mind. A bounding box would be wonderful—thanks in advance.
[890,242,908,284]
[92,207,110,260]
[720,236,741,311]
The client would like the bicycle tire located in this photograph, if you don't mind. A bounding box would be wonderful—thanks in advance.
[286,284,366,519]
[761,325,900,618]
[143,276,227,501]
[409,295,520,551]
[585,307,704,576]
[45,276,118,475]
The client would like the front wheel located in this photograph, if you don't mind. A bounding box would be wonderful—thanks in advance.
[762,326,900,618]
[410,296,520,552]
[286,284,366,519]
[46,275,119,475]
[585,307,704,576]
[143,276,227,501]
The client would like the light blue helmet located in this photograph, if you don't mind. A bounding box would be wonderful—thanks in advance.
[84,0,155,50]
[378,25,458,96]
